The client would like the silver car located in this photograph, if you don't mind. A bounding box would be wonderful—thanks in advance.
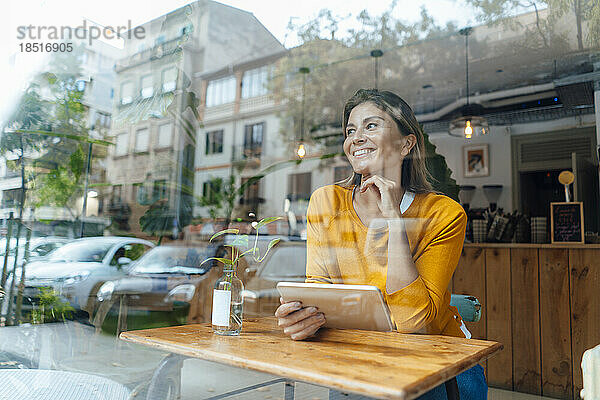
[14,236,154,317]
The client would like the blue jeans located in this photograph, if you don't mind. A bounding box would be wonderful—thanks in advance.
[415,364,487,400]
[328,364,487,400]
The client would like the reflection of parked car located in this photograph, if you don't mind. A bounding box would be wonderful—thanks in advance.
[1,237,70,271]
[94,245,224,332]
[14,237,154,317]
[242,241,306,317]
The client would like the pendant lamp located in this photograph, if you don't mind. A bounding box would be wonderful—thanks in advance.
[449,27,489,139]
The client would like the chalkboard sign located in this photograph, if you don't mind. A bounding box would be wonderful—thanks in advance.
[550,202,584,244]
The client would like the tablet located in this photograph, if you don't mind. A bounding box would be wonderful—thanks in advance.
[276,282,395,332]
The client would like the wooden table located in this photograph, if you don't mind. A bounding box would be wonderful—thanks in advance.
[120,318,502,400]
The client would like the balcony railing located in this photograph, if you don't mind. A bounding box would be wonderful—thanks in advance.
[116,36,187,72]
[231,144,262,164]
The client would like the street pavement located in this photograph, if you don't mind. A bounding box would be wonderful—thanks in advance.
[0,320,329,399]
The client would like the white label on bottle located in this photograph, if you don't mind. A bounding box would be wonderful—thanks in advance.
[212,289,231,326]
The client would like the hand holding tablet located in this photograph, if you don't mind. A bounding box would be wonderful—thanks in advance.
[276,282,395,332]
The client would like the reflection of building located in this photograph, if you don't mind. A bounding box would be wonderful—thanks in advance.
[105,1,284,236]
[0,39,121,236]
[192,8,599,236]
[193,51,352,233]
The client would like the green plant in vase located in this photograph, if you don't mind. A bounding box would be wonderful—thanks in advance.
[203,217,281,335]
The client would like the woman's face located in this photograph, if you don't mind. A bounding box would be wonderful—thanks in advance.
[343,102,414,178]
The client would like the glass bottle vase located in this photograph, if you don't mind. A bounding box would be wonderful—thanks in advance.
[212,266,244,335]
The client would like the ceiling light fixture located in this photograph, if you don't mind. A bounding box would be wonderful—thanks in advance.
[296,67,310,159]
[449,27,489,139]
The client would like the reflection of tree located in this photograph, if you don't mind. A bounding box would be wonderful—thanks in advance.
[465,0,600,50]
[272,6,461,199]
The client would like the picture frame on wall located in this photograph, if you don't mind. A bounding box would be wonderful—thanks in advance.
[463,144,489,178]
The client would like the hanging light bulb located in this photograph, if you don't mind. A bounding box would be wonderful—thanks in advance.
[294,67,310,158]
[448,27,490,139]
[464,120,472,139]
[296,143,306,158]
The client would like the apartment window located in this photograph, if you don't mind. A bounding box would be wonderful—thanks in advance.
[115,132,129,156]
[240,177,260,207]
[95,112,111,129]
[205,130,224,155]
[202,179,221,203]
[133,183,143,203]
[334,165,353,183]
[206,75,236,107]
[140,75,153,99]
[242,66,269,98]
[120,81,133,105]
[287,172,312,201]
[153,179,168,201]
[162,68,177,92]
[243,122,263,158]
[112,185,123,203]
[157,123,172,148]
[135,128,149,152]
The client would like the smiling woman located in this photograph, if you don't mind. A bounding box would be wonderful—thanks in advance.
[275,89,486,400]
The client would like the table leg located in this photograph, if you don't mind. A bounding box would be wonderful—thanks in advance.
[285,379,295,400]
[445,377,460,400]
[146,353,187,400]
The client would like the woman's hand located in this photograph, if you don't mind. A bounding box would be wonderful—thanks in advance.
[360,175,403,219]
[275,298,326,340]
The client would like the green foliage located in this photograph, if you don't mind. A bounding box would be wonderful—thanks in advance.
[198,176,238,223]
[274,6,461,199]
[33,145,86,208]
[203,217,282,269]
[423,132,459,200]
[465,0,600,49]
[30,287,75,324]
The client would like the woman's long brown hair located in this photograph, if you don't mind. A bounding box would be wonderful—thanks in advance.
[337,88,433,193]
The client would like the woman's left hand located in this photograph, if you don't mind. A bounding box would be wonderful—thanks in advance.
[360,175,402,219]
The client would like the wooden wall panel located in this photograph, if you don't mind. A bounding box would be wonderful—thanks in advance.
[511,248,542,395]
[570,249,600,400]
[485,248,513,390]
[453,247,486,340]
[539,249,572,399]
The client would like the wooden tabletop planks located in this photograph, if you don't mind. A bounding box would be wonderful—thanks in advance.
[120,318,501,400]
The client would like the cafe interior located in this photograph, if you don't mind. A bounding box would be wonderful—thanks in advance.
[0,1,599,399]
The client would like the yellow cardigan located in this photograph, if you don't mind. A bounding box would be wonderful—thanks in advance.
[305,184,468,337]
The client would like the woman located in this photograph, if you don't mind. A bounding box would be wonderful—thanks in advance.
[275,89,486,400]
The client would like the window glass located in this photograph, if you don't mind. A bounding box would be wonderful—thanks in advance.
[140,75,153,98]
[115,132,129,156]
[288,172,312,201]
[242,66,269,98]
[205,130,224,154]
[206,75,236,106]
[131,246,209,274]
[162,68,177,92]
[158,123,172,147]
[110,243,150,266]
[135,128,149,152]
[48,241,114,263]
[120,81,133,104]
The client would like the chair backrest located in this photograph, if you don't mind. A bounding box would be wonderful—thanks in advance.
[581,344,600,400]
[450,294,481,323]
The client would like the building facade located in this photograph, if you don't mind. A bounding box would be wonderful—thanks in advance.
[105,0,284,237]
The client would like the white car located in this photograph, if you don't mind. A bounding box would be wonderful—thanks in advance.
[1,236,70,276]
[12,236,154,317]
